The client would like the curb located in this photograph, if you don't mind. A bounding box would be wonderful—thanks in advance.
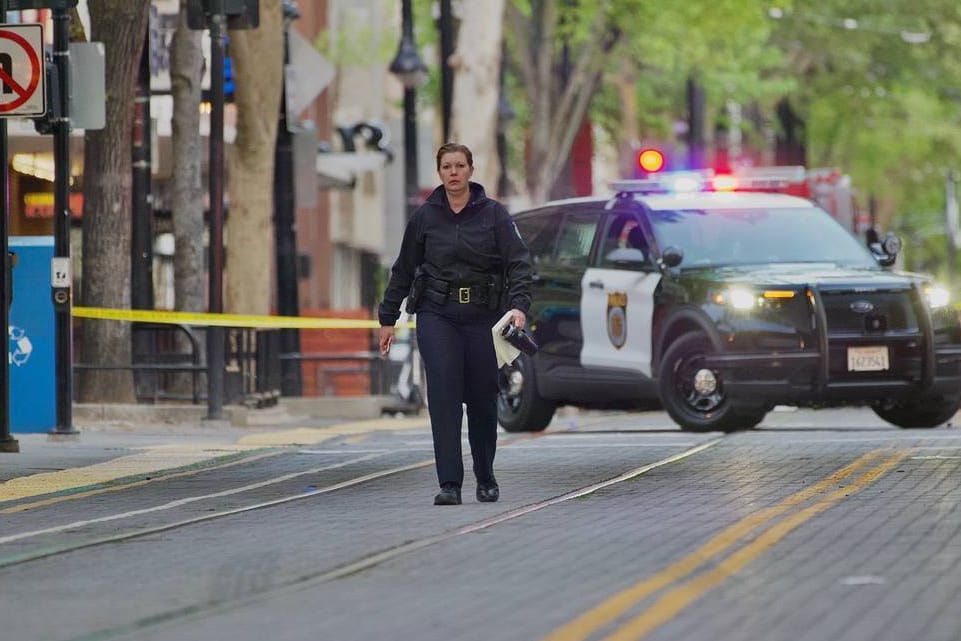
[72,395,410,429]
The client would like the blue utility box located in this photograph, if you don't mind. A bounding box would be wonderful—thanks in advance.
[8,236,55,433]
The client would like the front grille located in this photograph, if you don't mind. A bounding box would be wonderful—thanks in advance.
[820,288,923,382]
[820,290,919,333]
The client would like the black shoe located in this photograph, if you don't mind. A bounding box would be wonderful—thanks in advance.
[434,484,461,506]
[476,482,499,503]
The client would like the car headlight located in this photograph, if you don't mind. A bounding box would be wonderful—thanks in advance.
[712,288,758,310]
[713,288,797,310]
[924,284,950,308]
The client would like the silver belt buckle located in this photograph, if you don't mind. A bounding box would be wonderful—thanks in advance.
[458,287,470,303]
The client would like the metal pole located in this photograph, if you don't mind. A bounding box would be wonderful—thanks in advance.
[0,0,18,452]
[130,30,153,416]
[403,87,419,222]
[206,0,226,419]
[131,36,154,309]
[401,5,421,406]
[51,5,76,435]
[437,0,453,143]
[274,12,302,396]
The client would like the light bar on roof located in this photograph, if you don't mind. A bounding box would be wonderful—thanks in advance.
[611,170,715,194]
[612,166,810,195]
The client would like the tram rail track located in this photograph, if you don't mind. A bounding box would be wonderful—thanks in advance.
[0,430,721,641]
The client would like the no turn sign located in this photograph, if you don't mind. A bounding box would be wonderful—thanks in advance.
[0,24,44,117]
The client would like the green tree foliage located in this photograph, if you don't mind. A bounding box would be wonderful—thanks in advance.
[501,0,786,201]
[766,1,961,278]
[770,1,961,210]
[497,0,961,276]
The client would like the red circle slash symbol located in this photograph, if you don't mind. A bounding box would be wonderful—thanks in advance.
[0,30,41,113]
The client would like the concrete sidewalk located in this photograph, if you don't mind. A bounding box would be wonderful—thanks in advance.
[0,395,428,504]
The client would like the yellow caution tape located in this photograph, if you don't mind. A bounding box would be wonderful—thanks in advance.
[71,306,413,330]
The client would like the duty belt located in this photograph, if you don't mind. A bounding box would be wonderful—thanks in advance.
[424,276,493,305]
[448,283,490,304]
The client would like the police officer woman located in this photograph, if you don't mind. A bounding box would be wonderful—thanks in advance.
[378,142,533,505]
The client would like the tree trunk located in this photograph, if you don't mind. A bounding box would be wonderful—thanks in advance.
[449,0,505,196]
[170,4,205,315]
[505,1,620,206]
[169,0,207,395]
[225,0,284,315]
[77,1,151,403]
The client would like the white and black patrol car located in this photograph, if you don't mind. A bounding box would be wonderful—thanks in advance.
[497,170,961,433]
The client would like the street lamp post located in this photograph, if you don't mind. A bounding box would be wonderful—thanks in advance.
[390,0,428,224]
[389,0,428,407]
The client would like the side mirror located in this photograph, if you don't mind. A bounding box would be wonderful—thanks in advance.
[869,232,901,267]
[658,246,684,269]
[882,232,901,256]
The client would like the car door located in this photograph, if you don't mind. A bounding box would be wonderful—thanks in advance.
[580,209,660,377]
[514,205,599,361]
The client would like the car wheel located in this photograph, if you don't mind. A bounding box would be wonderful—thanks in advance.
[872,395,961,428]
[497,353,556,432]
[657,332,761,432]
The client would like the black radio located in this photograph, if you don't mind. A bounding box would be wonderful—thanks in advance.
[501,324,538,356]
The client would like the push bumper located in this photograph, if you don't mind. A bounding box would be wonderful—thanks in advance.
[704,345,961,404]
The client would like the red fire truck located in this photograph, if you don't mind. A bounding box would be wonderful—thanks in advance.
[721,165,870,235]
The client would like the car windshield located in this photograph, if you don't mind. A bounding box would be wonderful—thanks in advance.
[648,206,878,268]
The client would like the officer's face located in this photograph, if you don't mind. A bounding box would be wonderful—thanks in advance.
[438,152,473,195]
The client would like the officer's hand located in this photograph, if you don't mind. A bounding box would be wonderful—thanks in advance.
[508,308,526,330]
[379,326,395,357]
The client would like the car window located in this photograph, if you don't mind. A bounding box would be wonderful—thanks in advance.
[514,211,557,267]
[648,206,877,268]
[555,211,598,267]
[598,213,651,269]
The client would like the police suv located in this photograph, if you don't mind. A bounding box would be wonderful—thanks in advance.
[497,169,961,433]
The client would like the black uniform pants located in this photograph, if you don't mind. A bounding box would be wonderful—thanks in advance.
[416,300,501,489]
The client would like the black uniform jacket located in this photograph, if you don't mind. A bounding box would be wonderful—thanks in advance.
[378,181,533,326]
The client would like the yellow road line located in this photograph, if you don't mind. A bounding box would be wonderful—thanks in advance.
[602,450,908,641]
[541,449,895,641]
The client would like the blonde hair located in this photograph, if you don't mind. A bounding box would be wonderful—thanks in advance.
[436,143,474,171]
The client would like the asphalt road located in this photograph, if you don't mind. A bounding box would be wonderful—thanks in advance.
[3,407,961,641]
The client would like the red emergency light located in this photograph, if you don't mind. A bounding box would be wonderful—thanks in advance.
[637,148,665,174]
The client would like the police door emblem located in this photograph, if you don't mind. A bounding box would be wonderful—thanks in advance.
[607,292,628,349]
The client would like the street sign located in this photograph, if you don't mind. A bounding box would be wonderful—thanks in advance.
[0,24,45,118]
[285,29,334,124]
[8,0,78,9]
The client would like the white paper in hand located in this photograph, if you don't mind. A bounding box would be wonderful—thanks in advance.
[492,311,521,367]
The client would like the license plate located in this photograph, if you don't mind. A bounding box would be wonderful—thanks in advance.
[847,346,889,371]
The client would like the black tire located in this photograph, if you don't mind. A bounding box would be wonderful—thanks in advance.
[872,395,961,428]
[657,332,765,432]
[497,354,556,432]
